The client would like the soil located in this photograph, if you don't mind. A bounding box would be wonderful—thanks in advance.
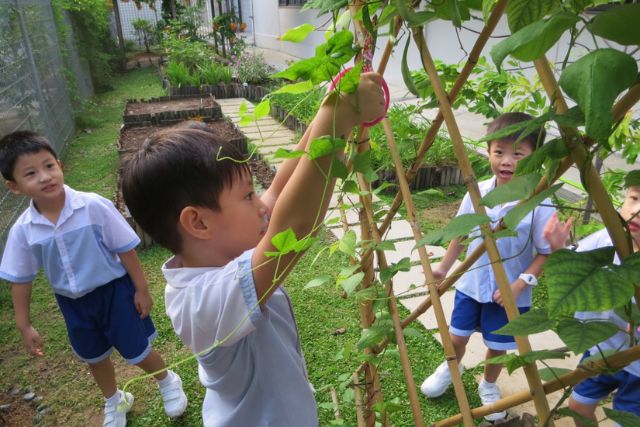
[124,97,217,117]
[118,120,243,154]
[0,393,36,427]
[419,199,461,229]
[249,156,276,190]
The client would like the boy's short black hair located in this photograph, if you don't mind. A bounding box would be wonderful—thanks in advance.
[0,131,58,181]
[122,127,249,254]
[486,112,546,151]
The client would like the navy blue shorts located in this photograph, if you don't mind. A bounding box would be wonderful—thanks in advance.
[449,290,530,351]
[55,274,157,364]
[572,352,640,416]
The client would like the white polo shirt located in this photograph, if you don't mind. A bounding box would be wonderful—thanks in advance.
[163,249,318,427]
[575,229,640,377]
[0,185,140,298]
[455,177,555,307]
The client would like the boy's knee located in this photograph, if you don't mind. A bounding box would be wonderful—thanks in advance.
[450,333,469,347]
[568,396,596,418]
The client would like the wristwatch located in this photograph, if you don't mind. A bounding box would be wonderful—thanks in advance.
[519,273,538,287]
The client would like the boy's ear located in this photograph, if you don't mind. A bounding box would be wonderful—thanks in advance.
[178,206,213,239]
[6,180,21,195]
[57,159,63,170]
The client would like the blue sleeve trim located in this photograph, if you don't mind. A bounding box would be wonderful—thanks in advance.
[237,249,262,324]
[0,271,37,283]
[113,238,140,254]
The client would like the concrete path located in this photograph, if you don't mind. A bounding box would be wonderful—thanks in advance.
[217,97,612,425]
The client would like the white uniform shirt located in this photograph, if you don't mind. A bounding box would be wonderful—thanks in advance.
[575,228,640,377]
[162,249,317,427]
[0,185,139,298]
[455,177,555,307]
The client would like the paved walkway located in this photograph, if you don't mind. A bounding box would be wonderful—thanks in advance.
[216,97,616,424]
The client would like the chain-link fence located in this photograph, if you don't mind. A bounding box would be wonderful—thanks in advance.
[0,0,92,253]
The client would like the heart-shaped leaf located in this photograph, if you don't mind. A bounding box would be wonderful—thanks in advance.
[555,318,619,354]
[588,4,640,46]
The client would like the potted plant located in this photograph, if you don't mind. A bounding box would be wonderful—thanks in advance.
[240,22,247,32]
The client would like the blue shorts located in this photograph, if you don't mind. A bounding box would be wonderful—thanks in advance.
[572,352,640,416]
[449,290,530,351]
[55,274,157,365]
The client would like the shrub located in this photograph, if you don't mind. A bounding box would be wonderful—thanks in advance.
[166,61,198,87]
[269,89,324,125]
[235,52,273,84]
[198,62,233,85]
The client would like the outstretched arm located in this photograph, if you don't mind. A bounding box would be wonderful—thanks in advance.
[12,282,44,356]
[118,249,152,318]
[252,73,386,301]
[431,238,465,280]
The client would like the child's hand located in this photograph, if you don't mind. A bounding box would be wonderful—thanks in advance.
[493,280,527,307]
[135,289,153,319]
[543,213,573,252]
[431,266,447,281]
[19,325,44,356]
[328,73,386,126]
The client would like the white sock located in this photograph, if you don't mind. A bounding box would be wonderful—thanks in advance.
[105,390,122,406]
[157,370,175,388]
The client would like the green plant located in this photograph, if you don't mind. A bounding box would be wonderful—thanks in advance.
[198,62,233,85]
[162,33,211,72]
[132,18,154,53]
[165,61,199,87]
[234,52,273,84]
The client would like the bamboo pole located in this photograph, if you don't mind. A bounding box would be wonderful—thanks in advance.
[381,119,474,426]
[435,344,640,427]
[412,30,555,425]
[533,57,640,308]
[353,372,366,427]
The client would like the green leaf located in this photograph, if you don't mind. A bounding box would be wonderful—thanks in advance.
[545,247,637,315]
[481,172,541,208]
[309,136,346,160]
[603,407,640,427]
[538,367,572,382]
[556,408,597,426]
[624,169,640,188]
[516,139,570,175]
[380,257,411,284]
[271,81,315,95]
[503,183,562,230]
[482,0,499,23]
[254,99,271,120]
[480,111,552,143]
[357,324,391,350]
[339,271,365,295]
[271,228,299,255]
[581,348,617,366]
[614,302,640,324]
[493,308,557,336]
[273,148,306,159]
[552,106,585,128]
[403,327,423,338]
[555,318,619,354]
[559,49,638,142]
[588,4,640,46]
[304,274,332,289]
[401,36,419,97]
[418,213,491,246]
[280,23,315,43]
[335,63,361,94]
[483,350,568,374]
[506,0,560,32]
[329,158,349,179]
[491,12,578,71]
[339,230,357,257]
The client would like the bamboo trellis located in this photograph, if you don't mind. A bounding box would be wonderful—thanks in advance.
[336,0,640,425]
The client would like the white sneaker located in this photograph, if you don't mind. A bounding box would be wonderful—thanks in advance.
[420,361,464,398]
[158,370,188,418]
[478,379,507,421]
[103,390,134,427]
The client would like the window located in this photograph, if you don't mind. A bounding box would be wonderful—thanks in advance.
[279,0,307,6]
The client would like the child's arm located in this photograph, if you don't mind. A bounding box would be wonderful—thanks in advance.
[118,249,152,318]
[252,73,385,300]
[493,253,547,306]
[11,282,44,356]
[431,238,465,280]
[543,212,574,251]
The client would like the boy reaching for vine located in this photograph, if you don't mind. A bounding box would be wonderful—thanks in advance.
[543,180,640,425]
[0,131,188,427]
[121,73,385,426]
[420,112,555,421]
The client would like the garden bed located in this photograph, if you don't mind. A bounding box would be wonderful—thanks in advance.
[123,96,223,127]
[162,78,270,101]
[374,165,464,192]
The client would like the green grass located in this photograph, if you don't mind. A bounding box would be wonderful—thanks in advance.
[0,67,485,426]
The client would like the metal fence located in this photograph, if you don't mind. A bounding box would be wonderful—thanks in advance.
[0,0,92,253]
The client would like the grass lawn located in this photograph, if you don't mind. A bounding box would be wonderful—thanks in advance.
[0,67,486,426]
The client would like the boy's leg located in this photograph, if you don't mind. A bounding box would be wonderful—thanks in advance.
[484,348,506,383]
[450,333,470,361]
[136,350,188,418]
[136,349,167,380]
[567,397,598,427]
[88,357,118,398]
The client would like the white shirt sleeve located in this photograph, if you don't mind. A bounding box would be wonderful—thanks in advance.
[165,250,261,355]
[456,192,473,217]
[0,224,39,283]
[91,195,140,253]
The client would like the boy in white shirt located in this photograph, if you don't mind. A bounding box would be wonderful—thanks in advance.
[121,73,386,426]
[420,112,555,421]
[0,131,187,427]
[544,179,640,425]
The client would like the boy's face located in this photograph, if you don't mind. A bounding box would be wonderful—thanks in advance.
[488,139,533,186]
[6,150,64,203]
[206,171,269,261]
[620,186,640,247]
